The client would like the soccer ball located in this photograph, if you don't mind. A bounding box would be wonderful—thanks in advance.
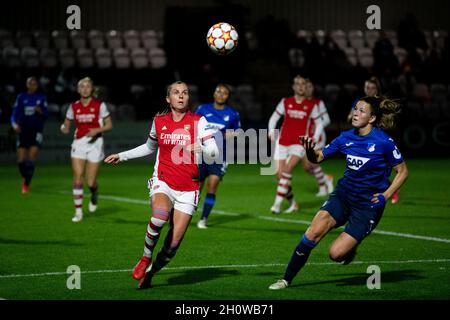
[206,22,239,55]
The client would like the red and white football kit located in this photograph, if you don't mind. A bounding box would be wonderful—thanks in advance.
[268,96,321,160]
[66,98,110,162]
[119,111,217,215]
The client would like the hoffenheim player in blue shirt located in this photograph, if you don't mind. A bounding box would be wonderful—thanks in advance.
[10,77,48,193]
[195,84,241,229]
[269,95,408,290]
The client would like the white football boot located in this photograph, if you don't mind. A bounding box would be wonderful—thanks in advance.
[269,279,289,290]
[283,201,299,213]
[197,219,208,229]
[72,212,83,222]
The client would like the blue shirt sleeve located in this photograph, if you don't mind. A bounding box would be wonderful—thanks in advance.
[384,138,404,167]
[195,105,204,116]
[10,95,22,125]
[232,110,241,130]
[322,134,344,158]
[40,95,49,120]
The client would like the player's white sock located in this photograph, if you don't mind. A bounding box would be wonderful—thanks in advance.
[273,172,292,208]
[311,166,326,189]
[73,184,83,215]
[143,208,169,258]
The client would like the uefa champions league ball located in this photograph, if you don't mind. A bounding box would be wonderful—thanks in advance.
[206,22,239,55]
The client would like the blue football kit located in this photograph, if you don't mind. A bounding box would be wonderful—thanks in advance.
[11,92,48,147]
[320,127,404,241]
[195,103,241,180]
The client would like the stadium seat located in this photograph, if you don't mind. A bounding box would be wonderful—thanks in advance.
[314,30,326,45]
[106,30,122,49]
[2,47,21,68]
[40,48,58,68]
[384,30,398,47]
[113,48,131,69]
[430,83,447,104]
[131,48,148,69]
[21,47,40,68]
[34,31,50,49]
[237,84,255,103]
[16,31,33,49]
[288,48,305,68]
[141,30,158,50]
[88,30,105,49]
[77,48,94,68]
[433,30,447,49]
[359,55,374,68]
[348,30,365,49]
[393,47,408,65]
[51,30,69,49]
[364,30,379,49]
[245,31,257,50]
[59,48,76,69]
[70,30,87,49]
[124,30,141,49]
[413,83,431,102]
[0,29,14,48]
[95,48,113,69]
[148,48,166,69]
[47,103,61,119]
[297,29,312,42]
[331,30,347,49]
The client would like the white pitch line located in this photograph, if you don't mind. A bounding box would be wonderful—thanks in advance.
[92,194,450,244]
[1,259,449,279]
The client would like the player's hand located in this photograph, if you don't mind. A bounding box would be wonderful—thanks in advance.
[300,136,316,151]
[268,130,276,141]
[104,154,121,164]
[60,123,69,134]
[35,106,43,114]
[12,124,21,134]
[371,193,386,209]
[186,143,202,153]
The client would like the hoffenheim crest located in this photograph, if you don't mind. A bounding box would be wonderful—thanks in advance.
[367,143,376,152]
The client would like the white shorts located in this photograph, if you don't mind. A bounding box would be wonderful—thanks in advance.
[273,141,305,160]
[71,136,105,163]
[148,177,199,216]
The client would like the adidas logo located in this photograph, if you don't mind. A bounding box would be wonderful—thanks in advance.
[162,125,167,130]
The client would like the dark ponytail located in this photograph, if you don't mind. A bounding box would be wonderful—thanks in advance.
[359,96,401,129]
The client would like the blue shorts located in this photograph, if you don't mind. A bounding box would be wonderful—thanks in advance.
[198,162,228,181]
[320,188,385,242]
[17,130,43,148]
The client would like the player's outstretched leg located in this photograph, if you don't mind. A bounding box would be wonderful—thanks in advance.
[271,172,292,214]
[133,208,170,280]
[88,185,98,213]
[72,183,84,222]
[269,234,317,290]
[197,193,215,229]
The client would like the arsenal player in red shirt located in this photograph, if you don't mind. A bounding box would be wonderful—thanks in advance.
[105,81,218,289]
[60,77,113,222]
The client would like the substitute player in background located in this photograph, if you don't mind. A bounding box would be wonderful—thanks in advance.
[11,77,48,193]
[105,81,218,289]
[195,84,241,229]
[268,75,330,214]
[305,79,334,197]
[269,96,408,290]
[60,77,113,222]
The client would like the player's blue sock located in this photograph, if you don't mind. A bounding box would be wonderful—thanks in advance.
[201,193,216,220]
[24,160,36,186]
[283,234,317,283]
[18,161,27,179]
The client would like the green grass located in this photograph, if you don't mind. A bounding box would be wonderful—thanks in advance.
[0,159,449,300]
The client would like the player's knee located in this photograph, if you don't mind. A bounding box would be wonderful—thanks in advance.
[305,228,323,243]
[328,247,345,262]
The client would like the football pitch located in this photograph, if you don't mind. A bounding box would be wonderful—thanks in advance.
[0,158,449,300]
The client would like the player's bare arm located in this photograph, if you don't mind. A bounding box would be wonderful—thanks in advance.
[372,162,409,204]
[60,118,71,134]
[300,136,324,164]
[104,154,121,164]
